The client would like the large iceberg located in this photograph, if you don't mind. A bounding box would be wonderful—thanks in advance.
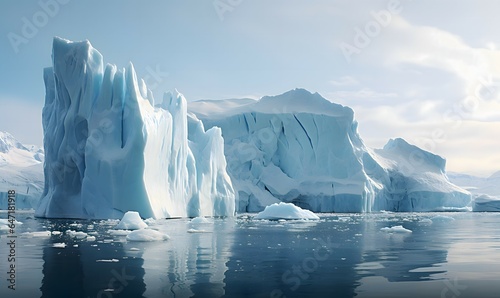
[189,89,471,212]
[35,37,235,219]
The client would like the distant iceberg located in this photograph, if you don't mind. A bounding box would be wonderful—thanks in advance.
[35,37,235,219]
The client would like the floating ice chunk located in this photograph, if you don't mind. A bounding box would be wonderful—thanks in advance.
[86,236,96,241]
[115,211,147,230]
[126,229,170,242]
[190,217,211,224]
[129,248,140,251]
[254,202,319,220]
[380,225,412,233]
[51,231,62,235]
[66,230,88,239]
[52,243,66,248]
[108,229,132,236]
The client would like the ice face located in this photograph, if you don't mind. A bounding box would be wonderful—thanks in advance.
[35,37,235,219]
[189,90,471,212]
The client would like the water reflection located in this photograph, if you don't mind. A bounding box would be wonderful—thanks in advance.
[41,221,146,298]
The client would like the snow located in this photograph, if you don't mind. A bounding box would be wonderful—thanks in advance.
[380,225,412,233]
[115,211,147,230]
[0,131,44,210]
[190,89,471,213]
[254,202,320,220]
[35,37,235,219]
[126,228,170,242]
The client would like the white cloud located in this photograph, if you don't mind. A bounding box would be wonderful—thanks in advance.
[329,75,360,87]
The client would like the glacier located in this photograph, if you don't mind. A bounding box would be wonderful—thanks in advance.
[189,89,471,212]
[35,37,235,219]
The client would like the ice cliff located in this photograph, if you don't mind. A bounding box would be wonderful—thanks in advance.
[189,89,471,212]
[35,37,235,219]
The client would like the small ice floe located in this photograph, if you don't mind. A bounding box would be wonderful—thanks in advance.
[254,202,319,220]
[96,259,120,263]
[126,229,170,242]
[380,225,412,233]
[66,230,88,239]
[52,243,67,248]
[129,248,140,251]
[115,211,147,230]
[51,231,62,235]
[86,236,96,242]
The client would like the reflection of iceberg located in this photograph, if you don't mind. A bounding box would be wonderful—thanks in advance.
[129,219,235,297]
[41,236,146,297]
[354,215,452,297]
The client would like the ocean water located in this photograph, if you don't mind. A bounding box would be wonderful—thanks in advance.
[1,211,500,298]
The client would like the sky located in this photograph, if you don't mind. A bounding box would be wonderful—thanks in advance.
[1,0,500,176]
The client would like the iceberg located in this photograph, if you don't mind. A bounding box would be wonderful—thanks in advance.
[473,194,500,212]
[189,89,471,212]
[35,37,235,219]
[254,202,320,220]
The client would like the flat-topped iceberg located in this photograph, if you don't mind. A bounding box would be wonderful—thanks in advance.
[190,89,471,212]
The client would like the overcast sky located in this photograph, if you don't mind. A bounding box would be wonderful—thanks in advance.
[1,0,500,176]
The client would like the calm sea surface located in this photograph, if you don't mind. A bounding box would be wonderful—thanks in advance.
[1,211,500,297]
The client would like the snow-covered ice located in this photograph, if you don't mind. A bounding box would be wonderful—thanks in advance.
[380,225,412,233]
[254,202,320,220]
[115,211,148,230]
[35,37,235,219]
[126,228,170,242]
